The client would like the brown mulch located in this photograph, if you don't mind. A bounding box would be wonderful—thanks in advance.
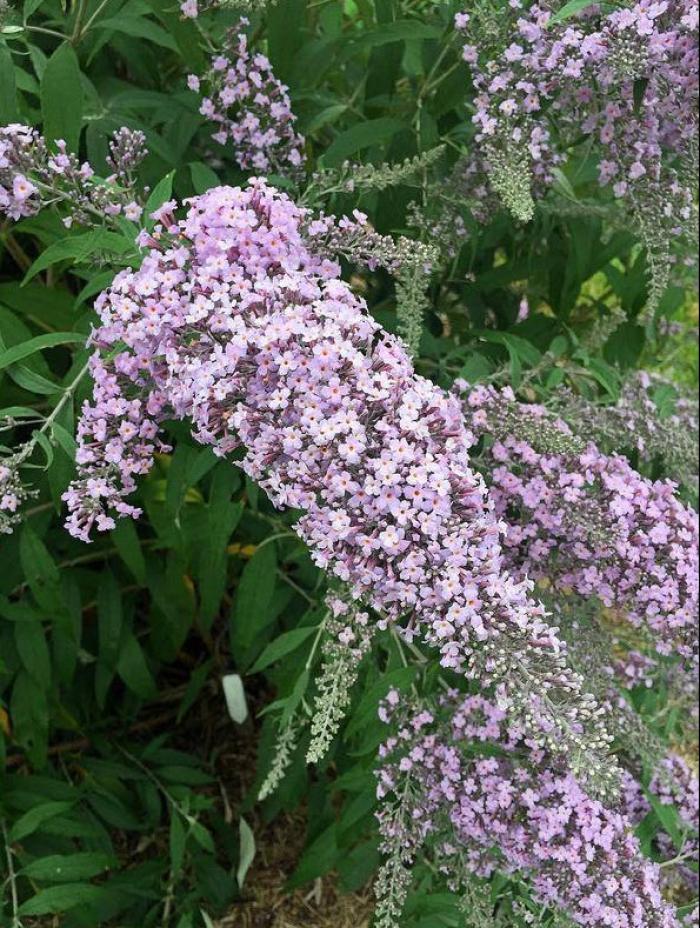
[214,811,374,927]
[211,706,375,928]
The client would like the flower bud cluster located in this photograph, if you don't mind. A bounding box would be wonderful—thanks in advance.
[105,127,148,187]
[0,124,144,226]
[307,593,374,764]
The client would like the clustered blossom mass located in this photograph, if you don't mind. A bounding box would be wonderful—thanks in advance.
[64,182,619,795]
[459,383,699,662]
[455,0,698,303]
[188,26,305,177]
[58,181,697,926]
[64,181,548,672]
[377,692,680,927]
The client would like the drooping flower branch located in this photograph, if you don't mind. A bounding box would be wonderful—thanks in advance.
[376,692,681,928]
[458,383,699,663]
[63,181,617,794]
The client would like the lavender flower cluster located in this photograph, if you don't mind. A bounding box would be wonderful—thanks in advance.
[455,0,698,310]
[63,181,539,671]
[188,25,305,177]
[459,383,699,662]
[0,124,145,226]
[63,181,619,793]
[377,692,680,928]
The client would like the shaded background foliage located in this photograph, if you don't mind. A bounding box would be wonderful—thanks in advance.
[0,0,697,925]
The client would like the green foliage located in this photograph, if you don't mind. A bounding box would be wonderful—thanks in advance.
[0,0,697,925]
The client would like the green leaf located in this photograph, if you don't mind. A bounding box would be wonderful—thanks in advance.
[19,525,62,612]
[98,571,123,670]
[117,632,157,700]
[22,230,137,285]
[237,817,256,888]
[0,405,38,419]
[18,884,108,916]
[222,674,248,725]
[230,543,279,657]
[288,823,337,887]
[281,669,309,728]
[0,332,84,373]
[10,801,74,843]
[354,20,443,49]
[189,161,220,195]
[548,0,597,25]
[249,626,317,674]
[267,0,307,84]
[112,519,147,585]
[304,103,348,134]
[170,812,187,872]
[190,821,215,853]
[147,0,206,70]
[0,41,18,123]
[9,366,60,395]
[15,619,52,689]
[647,793,684,850]
[198,498,243,627]
[10,671,49,768]
[145,170,176,223]
[177,660,213,723]
[51,421,78,459]
[19,852,113,882]
[322,118,404,167]
[98,15,179,50]
[40,43,83,152]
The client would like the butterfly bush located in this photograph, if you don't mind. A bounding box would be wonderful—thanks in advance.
[455,0,698,314]
[63,181,616,791]
[0,124,145,225]
[376,692,679,928]
[458,383,699,662]
[188,24,305,177]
